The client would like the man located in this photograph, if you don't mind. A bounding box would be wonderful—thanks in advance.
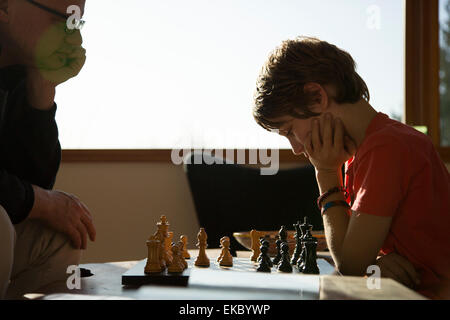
[0,0,95,299]
[253,36,450,299]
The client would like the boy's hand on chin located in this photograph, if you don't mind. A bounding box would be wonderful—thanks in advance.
[303,113,357,174]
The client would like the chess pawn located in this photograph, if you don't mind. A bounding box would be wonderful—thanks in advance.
[250,230,262,262]
[180,235,191,259]
[218,237,233,267]
[302,239,319,274]
[168,243,185,273]
[256,243,271,273]
[272,239,283,265]
[257,240,273,267]
[277,243,293,273]
[194,228,210,267]
[145,235,162,273]
[177,241,188,269]
[257,237,272,266]
[217,236,226,262]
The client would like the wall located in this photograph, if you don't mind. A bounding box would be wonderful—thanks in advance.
[54,163,200,263]
[55,161,450,264]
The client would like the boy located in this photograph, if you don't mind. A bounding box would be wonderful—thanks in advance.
[253,36,450,299]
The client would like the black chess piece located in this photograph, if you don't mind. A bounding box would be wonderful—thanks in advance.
[291,221,302,265]
[272,239,282,265]
[300,216,312,236]
[278,225,288,243]
[302,238,319,274]
[257,239,272,267]
[298,228,318,273]
[297,217,313,271]
[297,242,306,272]
[257,237,265,263]
[277,243,293,273]
[263,240,273,267]
[256,243,272,273]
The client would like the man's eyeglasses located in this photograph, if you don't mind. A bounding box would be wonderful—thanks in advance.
[24,0,85,34]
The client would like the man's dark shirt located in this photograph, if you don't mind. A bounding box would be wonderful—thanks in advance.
[0,65,61,224]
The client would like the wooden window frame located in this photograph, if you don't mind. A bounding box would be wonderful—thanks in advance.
[62,0,449,163]
[405,0,449,162]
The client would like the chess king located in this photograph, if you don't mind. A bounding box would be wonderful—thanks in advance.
[252,36,450,299]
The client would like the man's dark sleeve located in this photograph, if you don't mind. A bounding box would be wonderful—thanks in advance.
[0,81,61,224]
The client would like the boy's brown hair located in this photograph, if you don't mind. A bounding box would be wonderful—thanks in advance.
[253,36,370,130]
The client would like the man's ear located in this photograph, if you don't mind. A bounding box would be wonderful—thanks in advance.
[303,82,329,113]
[0,0,9,23]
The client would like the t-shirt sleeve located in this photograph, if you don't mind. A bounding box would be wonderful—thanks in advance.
[351,139,408,217]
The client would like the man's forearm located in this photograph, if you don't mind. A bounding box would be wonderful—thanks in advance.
[316,170,350,272]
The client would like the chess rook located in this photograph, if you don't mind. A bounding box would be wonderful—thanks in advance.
[145,235,162,273]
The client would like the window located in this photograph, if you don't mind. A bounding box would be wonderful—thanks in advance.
[440,0,450,147]
[56,0,405,150]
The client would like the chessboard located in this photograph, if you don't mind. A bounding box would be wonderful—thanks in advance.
[123,215,332,288]
[121,257,334,287]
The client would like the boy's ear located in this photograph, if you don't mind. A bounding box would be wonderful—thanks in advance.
[303,82,329,113]
[0,0,9,23]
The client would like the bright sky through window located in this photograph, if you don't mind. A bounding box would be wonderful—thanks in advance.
[56,0,405,149]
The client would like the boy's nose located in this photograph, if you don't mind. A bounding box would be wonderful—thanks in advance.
[288,137,304,155]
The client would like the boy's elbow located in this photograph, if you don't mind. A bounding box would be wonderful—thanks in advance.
[336,260,368,277]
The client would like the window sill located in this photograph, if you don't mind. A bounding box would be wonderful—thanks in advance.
[61,148,450,163]
[61,149,310,163]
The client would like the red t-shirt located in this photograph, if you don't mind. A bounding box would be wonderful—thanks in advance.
[344,112,450,299]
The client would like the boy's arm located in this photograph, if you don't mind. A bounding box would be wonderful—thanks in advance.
[315,170,392,276]
[316,170,420,289]
[305,114,410,280]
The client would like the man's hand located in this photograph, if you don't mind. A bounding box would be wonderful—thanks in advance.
[376,252,421,289]
[26,24,86,110]
[29,185,96,250]
[33,22,86,85]
[304,113,357,174]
